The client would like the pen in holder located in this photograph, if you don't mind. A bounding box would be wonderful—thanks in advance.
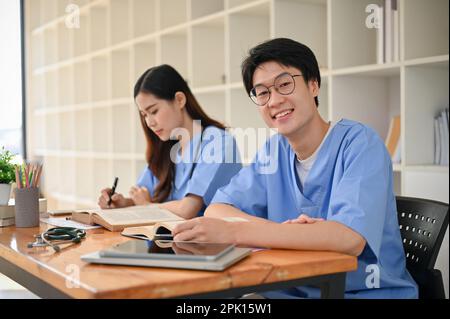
[14,187,40,228]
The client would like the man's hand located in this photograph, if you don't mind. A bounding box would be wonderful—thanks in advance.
[129,186,151,205]
[172,217,238,244]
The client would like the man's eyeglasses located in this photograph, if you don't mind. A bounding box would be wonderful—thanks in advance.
[249,73,303,106]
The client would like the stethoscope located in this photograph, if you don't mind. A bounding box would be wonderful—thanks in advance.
[27,227,86,252]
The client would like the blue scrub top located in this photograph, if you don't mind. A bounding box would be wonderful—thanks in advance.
[137,125,242,216]
[212,119,418,299]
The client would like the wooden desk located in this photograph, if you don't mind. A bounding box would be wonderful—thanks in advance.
[0,224,357,299]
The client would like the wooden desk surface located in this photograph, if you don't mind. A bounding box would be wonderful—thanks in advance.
[0,224,357,298]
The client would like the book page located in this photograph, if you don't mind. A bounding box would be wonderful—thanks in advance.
[121,225,157,240]
[122,217,248,240]
[157,220,185,232]
[96,205,183,226]
[121,220,185,240]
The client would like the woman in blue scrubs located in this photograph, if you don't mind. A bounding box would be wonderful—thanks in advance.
[98,64,242,219]
[172,39,418,298]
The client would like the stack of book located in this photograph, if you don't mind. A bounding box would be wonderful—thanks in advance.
[376,0,400,64]
[434,108,449,166]
[0,198,47,227]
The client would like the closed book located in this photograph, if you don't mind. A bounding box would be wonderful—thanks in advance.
[438,113,446,165]
[392,139,401,164]
[440,110,449,165]
[384,0,392,63]
[0,217,15,227]
[392,0,400,61]
[434,117,441,165]
[376,5,385,64]
[0,198,47,219]
[385,115,401,158]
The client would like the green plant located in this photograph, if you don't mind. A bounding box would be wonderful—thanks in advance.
[0,147,16,184]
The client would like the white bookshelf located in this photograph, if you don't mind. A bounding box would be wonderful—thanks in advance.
[18,0,449,300]
[25,0,448,209]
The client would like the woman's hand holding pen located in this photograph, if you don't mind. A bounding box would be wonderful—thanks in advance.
[129,186,151,205]
[98,188,132,209]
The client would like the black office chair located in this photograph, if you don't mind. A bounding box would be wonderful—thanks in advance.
[396,196,449,299]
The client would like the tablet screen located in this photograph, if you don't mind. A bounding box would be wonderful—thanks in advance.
[101,239,235,261]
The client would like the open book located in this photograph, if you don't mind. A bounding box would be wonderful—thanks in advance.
[121,216,249,240]
[71,205,183,232]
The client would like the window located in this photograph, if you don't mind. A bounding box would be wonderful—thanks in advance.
[0,0,24,163]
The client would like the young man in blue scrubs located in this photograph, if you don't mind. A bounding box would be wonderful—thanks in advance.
[172,38,418,298]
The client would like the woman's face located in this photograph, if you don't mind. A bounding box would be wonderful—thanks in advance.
[135,91,186,141]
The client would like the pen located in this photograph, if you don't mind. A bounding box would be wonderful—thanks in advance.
[107,177,119,206]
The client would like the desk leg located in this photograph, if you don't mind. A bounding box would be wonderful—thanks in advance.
[320,272,346,299]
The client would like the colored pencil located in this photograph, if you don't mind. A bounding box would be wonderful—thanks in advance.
[24,164,30,188]
[15,167,21,189]
[35,164,43,188]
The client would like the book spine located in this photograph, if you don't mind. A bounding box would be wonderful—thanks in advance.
[0,217,15,227]
[385,116,394,152]
[438,113,445,165]
[392,139,401,164]
[384,0,392,63]
[376,5,385,64]
[434,117,440,165]
[441,109,449,165]
[392,0,399,62]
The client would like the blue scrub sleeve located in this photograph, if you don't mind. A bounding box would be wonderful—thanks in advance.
[136,166,156,197]
[211,159,268,218]
[186,132,242,205]
[327,128,392,260]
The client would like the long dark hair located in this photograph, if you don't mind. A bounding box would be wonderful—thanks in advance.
[134,64,225,203]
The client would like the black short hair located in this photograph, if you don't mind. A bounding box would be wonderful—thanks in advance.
[241,38,321,107]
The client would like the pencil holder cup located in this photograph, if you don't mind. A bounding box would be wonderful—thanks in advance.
[14,187,40,228]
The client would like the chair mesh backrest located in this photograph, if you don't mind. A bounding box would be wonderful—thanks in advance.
[396,196,449,273]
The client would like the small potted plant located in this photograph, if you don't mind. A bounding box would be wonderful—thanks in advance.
[0,147,16,205]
